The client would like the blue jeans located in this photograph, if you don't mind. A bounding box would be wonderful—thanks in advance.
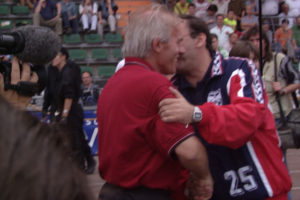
[61,12,79,33]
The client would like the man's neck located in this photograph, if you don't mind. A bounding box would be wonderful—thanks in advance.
[185,49,212,87]
[58,60,67,71]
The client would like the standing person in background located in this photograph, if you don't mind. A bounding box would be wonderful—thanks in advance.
[211,0,229,15]
[202,4,218,30]
[81,71,99,106]
[243,26,300,126]
[33,0,62,35]
[79,0,98,33]
[210,13,233,50]
[159,15,292,200]
[97,0,118,38]
[174,0,189,15]
[60,0,79,34]
[194,0,210,18]
[43,47,96,174]
[97,4,213,200]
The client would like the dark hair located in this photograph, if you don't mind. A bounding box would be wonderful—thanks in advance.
[180,15,213,53]
[282,19,289,24]
[207,4,218,12]
[210,33,218,40]
[229,40,259,61]
[188,3,195,8]
[60,47,69,59]
[242,25,273,62]
[0,96,92,200]
[216,13,224,19]
[82,70,93,77]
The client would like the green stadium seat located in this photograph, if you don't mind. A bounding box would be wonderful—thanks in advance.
[69,49,87,60]
[105,33,123,43]
[0,5,10,16]
[98,66,116,78]
[0,20,13,30]
[113,48,122,59]
[84,33,102,43]
[15,19,32,27]
[80,66,94,75]
[12,5,30,15]
[63,34,81,44]
[91,49,109,60]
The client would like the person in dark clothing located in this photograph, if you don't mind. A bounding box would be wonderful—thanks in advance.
[42,47,96,174]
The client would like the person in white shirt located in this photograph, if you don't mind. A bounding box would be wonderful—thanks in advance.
[210,13,233,50]
[194,0,210,18]
[278,3,294,29]
[79,0,98,33]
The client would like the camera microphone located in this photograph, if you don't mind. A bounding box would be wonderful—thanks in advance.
[0,25,61,65]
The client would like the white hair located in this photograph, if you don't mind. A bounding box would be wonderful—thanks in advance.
[122,4,179,58]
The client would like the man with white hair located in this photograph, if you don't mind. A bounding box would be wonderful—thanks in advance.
[97,4,213,200]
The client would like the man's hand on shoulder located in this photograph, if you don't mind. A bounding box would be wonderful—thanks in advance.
[159,87,194,124]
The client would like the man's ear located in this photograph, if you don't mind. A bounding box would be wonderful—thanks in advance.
[195,33,206,48]
[152,38,163,53]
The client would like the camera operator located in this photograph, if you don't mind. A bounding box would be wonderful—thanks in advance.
[0,57,38,110]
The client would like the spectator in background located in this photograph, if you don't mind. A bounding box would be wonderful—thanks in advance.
[274,19,293,53]
[224,10,236,30]
[292,16,300,60]
[33,0,62,35]
[241,4,258,32]
[194,0,210,18]
[278,3,294,29]
[243,26,300,126]
[188,2,196,15]
[98,0,118,38]
[20,0,36,10]
[60,0,79,34]
[228,0,244,21]
[246,0,258,16]
[212,0,229,15]
[285,0,300,18]
[262,0,279,16]
[210,13,233,50]
[174,0,189,15]
[81,71,99,106]
[263,19,273,48]
[202,4,218,29]
[223,31,238,52]
[79,0,98,33]
[211,33,229,58]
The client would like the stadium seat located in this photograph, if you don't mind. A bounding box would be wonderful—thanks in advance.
[0,5,10,16]
[80,66,94,75]
[0,20,12,30]
[15,19,32,27]
[84,33,102,44]
[91,49,109,60]
[98,66,116,78]
[105,33,123,43]
[12,5,30,15]
[69,49,87,60]
[113,48,122,59]
[63,34,81,44]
